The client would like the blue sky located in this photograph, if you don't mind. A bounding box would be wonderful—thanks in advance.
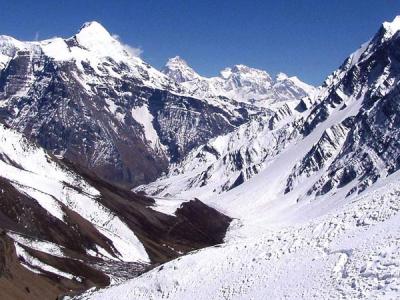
[0,0,399,85]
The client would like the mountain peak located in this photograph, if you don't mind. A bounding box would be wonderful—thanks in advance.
[227,64,273,85]
[69,20,140,62]
[74,21,117,51]
[220,65,260,77]
[382,16,400,34]
[231,64,262,74]
[230,64,271,78]
[163,56,199,82]
[374,15,400,43]
[276,72,289,81]
[78,21,111,37]
[166,56,188,66]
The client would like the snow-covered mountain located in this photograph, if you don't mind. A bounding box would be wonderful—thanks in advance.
[0,123,231,298]
[78,16,400,299]
[138,15,400,207]
[135,102,301,205]
[1,13,400,300]
[0,22,259,187]
[162,56,315,106]
[78,172,400,300]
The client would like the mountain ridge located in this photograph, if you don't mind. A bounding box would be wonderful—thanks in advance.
[137,15,400,214]
[3,16,400,300]
[0,22,270,187]
[162,55,315,106]
[0,121,232,298]
[80,16,400,299]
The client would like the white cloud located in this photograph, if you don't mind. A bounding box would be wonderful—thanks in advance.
[123,44,143,57]
[112,34,143,57]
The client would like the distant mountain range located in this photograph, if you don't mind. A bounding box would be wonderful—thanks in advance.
[2,15,400,300]
[0,21,313,188]
[138,15,400,206]
[86,16,400,299]
[163,55,314,105]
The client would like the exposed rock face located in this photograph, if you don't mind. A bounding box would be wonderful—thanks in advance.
[138,16,400,203]
[295,17,400,197]
[0,22,255,187]
[135,104,302,199]
[0,232,105,300]
[0,123,232,298]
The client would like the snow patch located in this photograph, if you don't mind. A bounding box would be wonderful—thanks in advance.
[15,243,76,280]
[131,105,160,148]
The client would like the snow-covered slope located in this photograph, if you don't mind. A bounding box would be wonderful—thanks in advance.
[76,172,400,300]
[139,15,400,213]
[0,123,148,263]
[162,56,315,106]
[0,22,176,91]
[135,102,302,209]
[0,21,312,188]
[0,122,232,297]
[0,122,151,295]
[76,17,400,299]
[0,22,258,187]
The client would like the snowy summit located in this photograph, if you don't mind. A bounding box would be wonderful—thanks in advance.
[1,12,400,300]
[162,57,315,106]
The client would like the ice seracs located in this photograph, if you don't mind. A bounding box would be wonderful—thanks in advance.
[2,13,400,300]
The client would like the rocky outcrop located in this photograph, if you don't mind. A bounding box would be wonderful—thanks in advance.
[0,22,255,188]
